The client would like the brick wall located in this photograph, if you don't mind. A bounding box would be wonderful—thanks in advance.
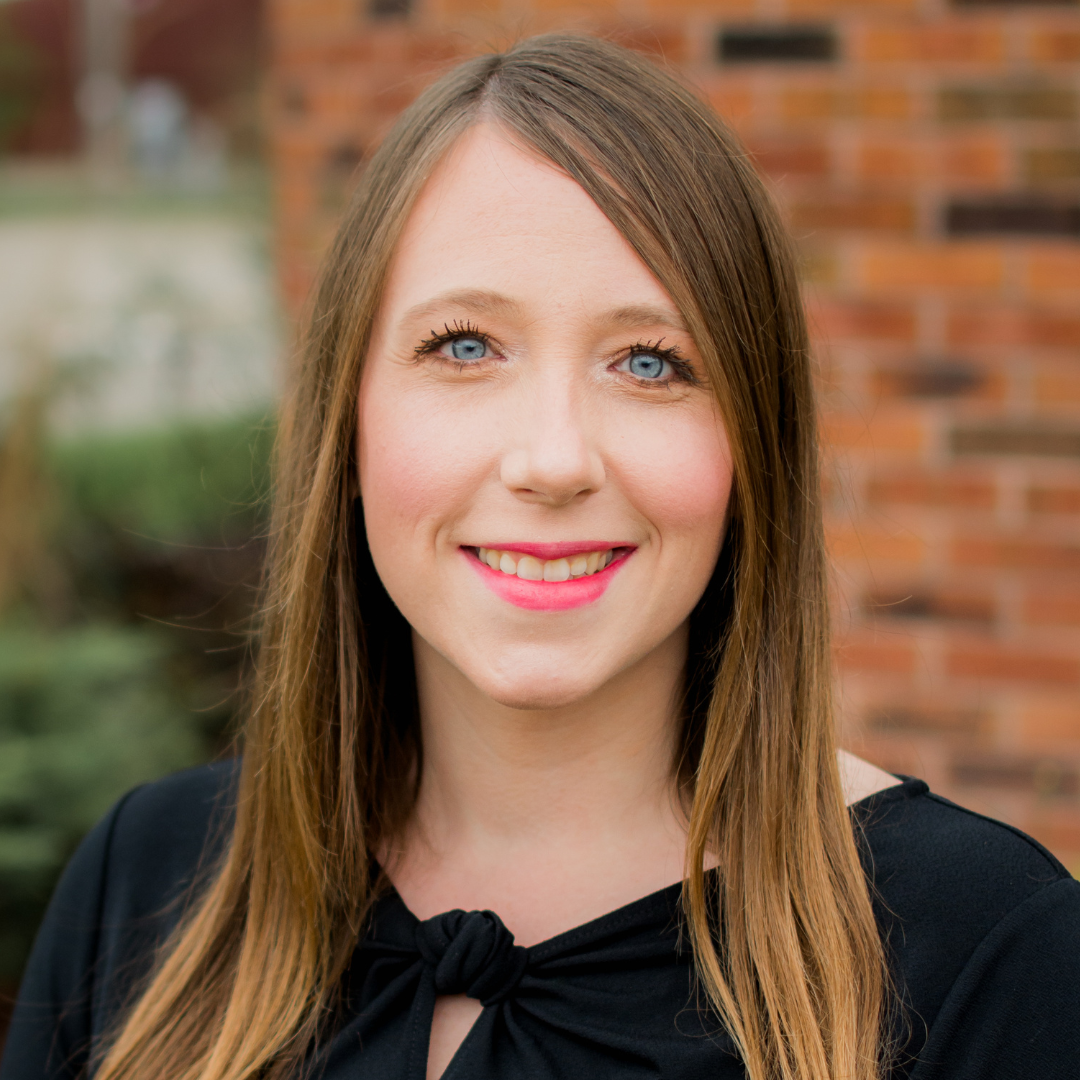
[268,0,1080,869]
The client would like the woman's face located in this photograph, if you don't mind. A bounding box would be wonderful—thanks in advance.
[359,124,732,711]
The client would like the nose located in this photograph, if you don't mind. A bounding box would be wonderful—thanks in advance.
[499,381,605,507]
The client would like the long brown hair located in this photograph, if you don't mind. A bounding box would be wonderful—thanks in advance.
[96,34,887,1080]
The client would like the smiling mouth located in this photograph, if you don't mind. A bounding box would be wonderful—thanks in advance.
[473,546,625,582]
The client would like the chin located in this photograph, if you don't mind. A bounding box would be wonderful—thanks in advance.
[471,661,606,713]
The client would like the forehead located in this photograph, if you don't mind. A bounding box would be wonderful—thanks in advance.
[381,122,675,320]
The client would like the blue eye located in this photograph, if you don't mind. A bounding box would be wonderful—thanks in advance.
[628,352,667,379]
[449,336,487,361]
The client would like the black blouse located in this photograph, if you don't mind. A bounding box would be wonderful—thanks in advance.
[3,760,1080,1080]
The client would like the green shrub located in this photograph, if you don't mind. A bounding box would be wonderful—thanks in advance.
[0,624,203,980]
[49,412,274,544]
[0,411,274,983]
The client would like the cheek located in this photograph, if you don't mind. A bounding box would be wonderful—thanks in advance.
[614,406,733,546]
[358,372,490,547]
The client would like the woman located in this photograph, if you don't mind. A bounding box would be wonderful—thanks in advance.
[3,34,1078,1080]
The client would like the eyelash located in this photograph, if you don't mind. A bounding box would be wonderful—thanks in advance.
[414,320,489,362]
[625,339,698,386]
[413,323,697,386]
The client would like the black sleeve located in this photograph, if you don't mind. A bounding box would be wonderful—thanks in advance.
[1,762,236,1080]
[0,791,136,1080]
[910,877,1080,1080]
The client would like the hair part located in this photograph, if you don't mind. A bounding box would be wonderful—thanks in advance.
[96,34,889,1080]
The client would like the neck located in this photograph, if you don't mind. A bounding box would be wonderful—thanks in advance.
[382,625,692,941]
[410,626,686,851]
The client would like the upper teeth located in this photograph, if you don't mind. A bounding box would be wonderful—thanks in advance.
[477,547,615,581]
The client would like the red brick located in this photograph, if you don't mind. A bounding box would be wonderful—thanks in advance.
[780,87,838,122]
[747,140,830,179]
[947,643,1080,686]
[646,0,752,11]
[430,0,503,15]
[857,140,919,183]
[405,34,472,62]
[948,306,1080,350]
[833,637,918,675]
[780,85,912,123]
[856,24,1006,65]
[704,82,755,127]
[854,86,912,120]
[1022,701,1080,747]
[604,25,689,62]
[953,535,1080,573]
[1027,249,1080,295]
[807,299,917,343]
[820,411,926,453]
[269,0,1080,858]
[868,469,997,511]
[272,0,357,40]
[796,245,841,286]
[1035,372,1080,409]
[1028,485,1080,515]
[826,524,927,565]
[786,0,918,12]
[1029,29,1080,64]
[940,136,1007,185]
[1024,589,1080,627]
[530,0,620,12]
[860,243,1005,293]
[790,196,916,233]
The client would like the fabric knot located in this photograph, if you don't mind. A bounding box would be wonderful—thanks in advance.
[414,909,528,1005]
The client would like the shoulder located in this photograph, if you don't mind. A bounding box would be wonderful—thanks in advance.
[58,756,240,971]
[0,760,239,1080]
[855,779,1080,1075]
[100,757,240,920]
[856,778,1069,928]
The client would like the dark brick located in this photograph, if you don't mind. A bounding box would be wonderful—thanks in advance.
[945,197,1080,237]
[940,85,1077,122]
[867,706,990,736]
[952,425,1080,458]
[281,84,308,117]
[1025,148,1080,183]
[874,361,984,399]
[370,0,410,17]
[951,755,1079,798]
[718,26,837,64]
[865,588,996,624]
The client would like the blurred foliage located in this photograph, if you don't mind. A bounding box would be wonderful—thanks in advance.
[0,407,273,984]
[51,414,274,544]
[0,624,201,979]
[0,10,44,154]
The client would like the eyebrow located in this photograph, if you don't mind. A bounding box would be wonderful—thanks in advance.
[401,289,523,327]
[603,304,689,333]
[400,290,689,334]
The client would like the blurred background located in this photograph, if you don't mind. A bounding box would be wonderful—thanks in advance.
[1,0,1078,1046]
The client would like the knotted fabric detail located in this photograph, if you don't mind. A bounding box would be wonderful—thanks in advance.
[414,909,528,1005]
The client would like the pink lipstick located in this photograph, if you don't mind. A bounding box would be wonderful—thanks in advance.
[464,544,633,611]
